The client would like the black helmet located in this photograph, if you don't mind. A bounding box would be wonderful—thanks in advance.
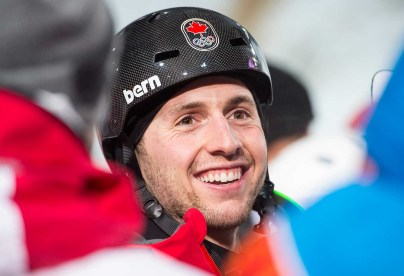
[100,6,272,167]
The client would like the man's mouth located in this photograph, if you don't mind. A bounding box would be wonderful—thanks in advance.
[196,167,242,185]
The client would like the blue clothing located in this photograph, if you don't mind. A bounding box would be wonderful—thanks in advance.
[289,47,404,276]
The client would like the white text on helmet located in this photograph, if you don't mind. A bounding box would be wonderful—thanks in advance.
[123,75,161,104]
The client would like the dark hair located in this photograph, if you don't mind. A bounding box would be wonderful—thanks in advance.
[264,64,314,146]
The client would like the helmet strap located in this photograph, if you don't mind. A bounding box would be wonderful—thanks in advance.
[252,173,277,234]
[120,133,180,237]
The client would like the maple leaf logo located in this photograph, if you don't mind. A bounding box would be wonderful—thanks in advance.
[186,21,208,35]
[181,18,219,51]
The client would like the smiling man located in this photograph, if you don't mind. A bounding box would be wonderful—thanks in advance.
[136,76,268,250]
[99,7,273,273]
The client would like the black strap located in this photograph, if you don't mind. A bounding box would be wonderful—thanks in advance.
[203,239,231,272]
[137,184,179,237]
[252,176,277,233]
[120,135,180,237]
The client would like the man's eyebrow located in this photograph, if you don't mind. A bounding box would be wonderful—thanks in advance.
[164,95,256,117]
[226,95,256,108]
[166,102,205,117]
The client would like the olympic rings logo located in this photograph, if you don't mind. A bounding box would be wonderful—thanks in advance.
[192,35,216,48]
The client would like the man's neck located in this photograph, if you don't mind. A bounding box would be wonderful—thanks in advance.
[205,227,239,252]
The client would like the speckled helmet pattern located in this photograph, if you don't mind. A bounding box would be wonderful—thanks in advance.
[100,7,272,164]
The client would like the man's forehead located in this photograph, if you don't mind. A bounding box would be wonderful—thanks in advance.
[170,75,254,102]
[169,93,255,112]
[162,86,256,116]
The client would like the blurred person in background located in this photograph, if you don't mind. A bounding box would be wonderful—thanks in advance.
[0,0,209,275]
[224,44,404,275]
[264,63,313,210]
[265,64,314,162]
[265,64,366,209]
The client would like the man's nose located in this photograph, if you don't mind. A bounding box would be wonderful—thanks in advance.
[204,115,242,158]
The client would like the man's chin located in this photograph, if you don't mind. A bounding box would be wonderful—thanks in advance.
[203,209,251,230]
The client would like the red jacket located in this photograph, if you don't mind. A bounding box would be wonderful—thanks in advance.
[0,89,144,271]
[130,208,220,275]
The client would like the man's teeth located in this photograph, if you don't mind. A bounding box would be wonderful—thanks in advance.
[198,169,242,183]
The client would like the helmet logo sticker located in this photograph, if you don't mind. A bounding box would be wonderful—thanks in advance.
[123,75,161,104]
[181,18,219,51]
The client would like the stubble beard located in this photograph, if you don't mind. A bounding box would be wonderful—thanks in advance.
[194,170,266,230]
[136,147,267,230]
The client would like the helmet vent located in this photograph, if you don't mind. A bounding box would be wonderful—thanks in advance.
[230,37,248,46]
[148,13,161,23]
[154,50,180,62]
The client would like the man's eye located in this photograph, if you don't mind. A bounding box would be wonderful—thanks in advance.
[177,115,194,125]
[231,110,249,120]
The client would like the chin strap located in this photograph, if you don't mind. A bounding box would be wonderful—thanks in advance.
[137,181,180,237]
[119,134,180,237]
[252,176,277,234]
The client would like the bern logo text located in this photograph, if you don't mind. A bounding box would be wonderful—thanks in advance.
[181,18,219,51]
[123,75,161,104]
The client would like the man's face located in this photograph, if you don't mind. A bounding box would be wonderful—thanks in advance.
[135,76,267,230]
